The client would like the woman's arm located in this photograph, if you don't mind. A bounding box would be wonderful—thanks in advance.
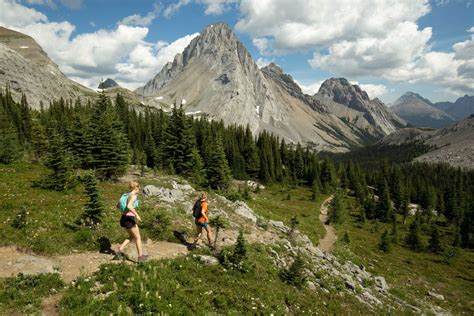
[127,194,141,221]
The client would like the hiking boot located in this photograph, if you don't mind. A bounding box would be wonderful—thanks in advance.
[137,255,149,262]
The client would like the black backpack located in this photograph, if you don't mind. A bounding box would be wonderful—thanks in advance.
[192,199,202,218]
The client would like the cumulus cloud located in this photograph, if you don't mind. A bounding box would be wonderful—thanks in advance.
[23,0,82,9]
[295,80,323,95]
[235,0,474,95]
[163,0,191,18]
[119,3,161,27]
[351,82,388,99]
[163,0,238,17]
[0,0,197,90]
[255,57,272,68]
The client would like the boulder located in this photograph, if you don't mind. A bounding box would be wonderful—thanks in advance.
[196,255,219,266]
[374,276,389,291]
[170,180,195,193]
[142,185,186,203]
[233,201,258,223]
[269,220,289,233]
[427,291,444,301]
[246,180,265,190]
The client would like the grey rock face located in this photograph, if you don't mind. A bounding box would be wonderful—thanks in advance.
[195,255,219,266]
[142,184,186,203]
[434,95,474,121]
[0,27,95,108]
[427,291,445,301]
[233,201,258,223]
[374,276,389,291]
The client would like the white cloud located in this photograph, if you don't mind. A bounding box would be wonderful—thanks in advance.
[163,0,191,18]
[0,0,197,90]
[59,0,81,9]
[197,0,239,15]
[354,82,388,99]
[119,3,161,27]
[163,0,238,17]
[255,57,272,68]
[295,80,323,95]
[115,33,199,89]
[23,0,56,8]
[309,22,432,77]
[235,0,474,95]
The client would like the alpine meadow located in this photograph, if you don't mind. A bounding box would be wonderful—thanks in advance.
[0,0,473,315]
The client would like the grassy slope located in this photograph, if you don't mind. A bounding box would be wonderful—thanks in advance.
[247,185,327,245]
[332,196,474,314]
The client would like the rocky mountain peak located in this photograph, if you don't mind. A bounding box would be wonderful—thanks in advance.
[0,26,50,66]
[98,78,119,89]
[395,91,433,106]
[317,78,371,110]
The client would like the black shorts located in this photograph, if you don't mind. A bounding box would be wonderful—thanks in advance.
[120,215,136,229]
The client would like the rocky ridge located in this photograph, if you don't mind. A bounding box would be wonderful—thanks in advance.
[314,78,407,137]
[0,26,95,108]
[434,95,474,121]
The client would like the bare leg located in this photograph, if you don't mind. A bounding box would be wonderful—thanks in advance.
[119,230,134,252]
[130,225,143,257]
[204,226,212,246]
[194,225,203,244]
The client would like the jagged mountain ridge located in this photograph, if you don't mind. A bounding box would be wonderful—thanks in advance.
[0,26,95,108]
[98,78,119,89]
[433,95,474,121]
[135,23,403,151]
[314,78,407,137]
[391,92,455,128]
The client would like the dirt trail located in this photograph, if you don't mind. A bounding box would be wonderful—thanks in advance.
[318,194,337,253]
[0,240,188,283]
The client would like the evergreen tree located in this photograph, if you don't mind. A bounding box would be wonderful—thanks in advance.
[187,147,205,186]
[280,252,306,287]
[428,226,442,254]
[0,103,22,164]
[19,94,32,145]
[390,214,399,244]
[377,178,394,221]
[329,191,346,224]
[40,128,76,191]
[90,93,128,180]
[206,135,232,190]
[30,118,48,162]
[379,230,392,252]
[406,219,423,251]
[78,171,103,228]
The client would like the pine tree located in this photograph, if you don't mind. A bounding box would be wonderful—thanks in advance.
[78,171,103,228]
[30,118,48,162]
[19,94,32,145]
[428,226,442,254]
[329,190,346,224]
[40,128,76,191]
[187,147,205,186]
[390,214,398,244]
[379,230,392,253]
[0,102,22,164]
[90,93,128,180]
[206,135,232,190]
[377,178,394,221]
[280,252,306,287]
[406,219,423,251]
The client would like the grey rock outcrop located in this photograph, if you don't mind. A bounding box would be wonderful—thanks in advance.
[434,94,474,121]
[233,201,258,223]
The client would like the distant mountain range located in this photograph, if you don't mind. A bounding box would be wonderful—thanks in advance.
[390,91,473,128]
[1,23,472,158]
[391,92,455,128]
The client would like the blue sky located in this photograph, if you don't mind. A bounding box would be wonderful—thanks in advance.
[0,0,473,103]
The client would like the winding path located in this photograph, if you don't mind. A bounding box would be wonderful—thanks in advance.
[318,194,337,253]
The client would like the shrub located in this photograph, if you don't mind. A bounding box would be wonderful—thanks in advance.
[379,230,391,253]
[11,206,29,229]
[280,252,306,288]
[218,230,249,272]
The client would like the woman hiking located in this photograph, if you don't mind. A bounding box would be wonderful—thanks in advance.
[193,191,213,248]
[116,181,148,262]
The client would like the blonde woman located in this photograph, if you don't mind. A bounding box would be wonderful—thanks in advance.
[117,181,148,262]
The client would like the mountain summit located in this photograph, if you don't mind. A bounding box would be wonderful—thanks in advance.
[392,91,455,128]
[135,23,402,151]
[314,78,406,137]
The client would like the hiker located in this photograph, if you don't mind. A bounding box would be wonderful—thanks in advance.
[117,181,148,262]
[193,191,212,248]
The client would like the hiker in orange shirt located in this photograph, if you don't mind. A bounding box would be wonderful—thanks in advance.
[192,192,212,248]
